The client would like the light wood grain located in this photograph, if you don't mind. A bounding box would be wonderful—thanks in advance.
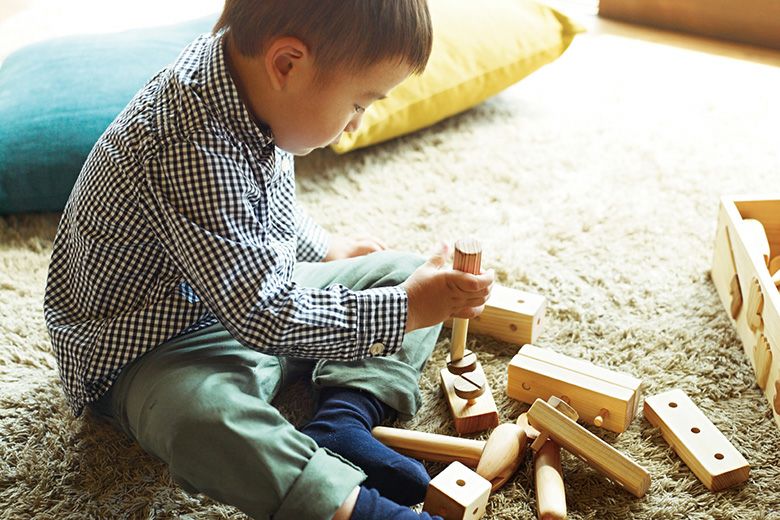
[644,389,750,491]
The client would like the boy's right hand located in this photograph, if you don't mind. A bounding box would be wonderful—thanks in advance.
[401,244,495,332]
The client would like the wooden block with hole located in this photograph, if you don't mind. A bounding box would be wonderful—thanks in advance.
[445,284,546,345]
[441,362,499,434]
[644,389,750,491]
[422,461,491,520]
[710,195,780,431]
[507,344,642,433]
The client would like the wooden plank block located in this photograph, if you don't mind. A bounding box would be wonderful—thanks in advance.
[441,363,499,434]
[446,285,546,345]
[527,398,651,498]
[643,389,750,492]
[507,344,641,433]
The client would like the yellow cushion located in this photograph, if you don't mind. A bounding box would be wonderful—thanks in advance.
[331,0,583,154]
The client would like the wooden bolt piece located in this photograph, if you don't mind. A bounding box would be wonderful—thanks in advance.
[423,461,491,520]
[535,440,566,520]
[644,389,749,491]
[450,238,482,363]
[447,350,478,375]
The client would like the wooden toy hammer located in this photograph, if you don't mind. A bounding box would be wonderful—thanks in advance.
[372,422,527,491]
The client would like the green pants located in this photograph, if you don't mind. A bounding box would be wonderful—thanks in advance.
[91,251,441,520]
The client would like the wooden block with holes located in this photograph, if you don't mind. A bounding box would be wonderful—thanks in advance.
[507,344,642,433]
[422,461,491,520]
[445,284,546,345]
[644,389,750,491]
[441,363,499,434]
[710,195,780,431]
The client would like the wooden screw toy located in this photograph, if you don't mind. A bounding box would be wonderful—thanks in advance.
[372,422,527,491]
[644,389,750,492]
[508,344,642,433]
[527,396,651,498]
[440,238,499,434]
[423,461,491,520]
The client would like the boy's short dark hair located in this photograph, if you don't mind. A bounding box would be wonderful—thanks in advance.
[214,0,433,75]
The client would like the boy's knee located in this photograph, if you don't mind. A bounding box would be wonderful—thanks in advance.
[365,251,425,288]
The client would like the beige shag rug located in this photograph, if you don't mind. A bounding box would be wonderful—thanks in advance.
[2,14,780,520]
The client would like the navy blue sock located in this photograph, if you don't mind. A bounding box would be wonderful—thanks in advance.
[351,487,442,520]
[301,387,430,506]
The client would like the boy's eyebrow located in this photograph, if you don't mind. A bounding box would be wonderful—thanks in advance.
[363,91,387,101]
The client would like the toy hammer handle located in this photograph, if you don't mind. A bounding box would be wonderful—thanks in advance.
[535,440,567,520]
[451,238,482,361]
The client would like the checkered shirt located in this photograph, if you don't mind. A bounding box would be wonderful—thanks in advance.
[43,32,408,416]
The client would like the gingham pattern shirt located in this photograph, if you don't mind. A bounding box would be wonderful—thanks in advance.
[43,32,408,416]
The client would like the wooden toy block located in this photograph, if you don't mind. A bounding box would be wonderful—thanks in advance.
[643,389,750,491]
[446,284,547,345]
[507,344,642,433]
[710,196,780,431]
[527,397,651,498]
[423,461,491,520]
[441,362,500,434]
[534,440,567,520]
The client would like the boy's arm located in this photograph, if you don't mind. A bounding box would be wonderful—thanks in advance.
[295,205,330,262]
[140,134,406,360]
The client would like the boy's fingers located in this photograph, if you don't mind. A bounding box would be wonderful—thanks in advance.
[426,241,450,269]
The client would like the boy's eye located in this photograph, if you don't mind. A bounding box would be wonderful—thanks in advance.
[354,104,366,114]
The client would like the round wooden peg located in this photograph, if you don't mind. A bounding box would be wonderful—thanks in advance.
[594,408,610,427]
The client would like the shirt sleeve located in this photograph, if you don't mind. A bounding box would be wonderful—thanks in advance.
[296,204,330,262]
[138,132,407,360]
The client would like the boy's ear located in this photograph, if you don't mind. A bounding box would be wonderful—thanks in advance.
[264,37,310,91]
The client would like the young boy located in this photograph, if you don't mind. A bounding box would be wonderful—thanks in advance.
[43,1,494,518]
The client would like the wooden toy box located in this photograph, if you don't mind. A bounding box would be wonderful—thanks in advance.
[710,195,780,430]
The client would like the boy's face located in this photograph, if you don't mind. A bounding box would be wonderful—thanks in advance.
[274,60,412,155]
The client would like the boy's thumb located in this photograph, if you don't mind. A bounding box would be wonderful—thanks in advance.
[426,241,450,269]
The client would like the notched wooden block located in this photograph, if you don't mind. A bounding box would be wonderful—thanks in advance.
[644,389,750,492]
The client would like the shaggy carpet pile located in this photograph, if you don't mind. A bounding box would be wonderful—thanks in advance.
[2,13,780,520]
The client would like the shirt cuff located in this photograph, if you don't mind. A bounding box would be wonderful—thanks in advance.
[353,286,408,359]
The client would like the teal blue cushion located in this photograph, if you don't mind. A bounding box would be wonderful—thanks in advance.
[0,16,215,214]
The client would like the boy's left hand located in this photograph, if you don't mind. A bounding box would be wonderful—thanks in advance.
[324,235,387,261]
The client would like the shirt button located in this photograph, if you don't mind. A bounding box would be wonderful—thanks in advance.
[369,343,385,356]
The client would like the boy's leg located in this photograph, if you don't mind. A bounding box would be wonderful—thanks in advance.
[293,250,442,418]
[293,251,443,505]
[91,323,365,520]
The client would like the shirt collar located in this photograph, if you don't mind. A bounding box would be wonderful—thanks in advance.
[199,31,274,147]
